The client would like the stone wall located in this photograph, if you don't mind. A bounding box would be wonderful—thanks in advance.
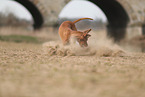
[15,0,145,39]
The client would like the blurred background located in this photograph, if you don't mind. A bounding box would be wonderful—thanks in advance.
[0,0,145,52]
[0,0,107,30]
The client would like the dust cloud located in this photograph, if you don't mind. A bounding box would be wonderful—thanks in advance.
[42,30,126,57]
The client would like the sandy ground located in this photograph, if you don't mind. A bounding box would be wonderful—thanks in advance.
[0,27,145,97]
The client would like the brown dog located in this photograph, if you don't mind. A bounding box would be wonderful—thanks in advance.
[58,18,93,47]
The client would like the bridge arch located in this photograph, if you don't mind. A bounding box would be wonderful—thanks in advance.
[59,0,130,41]
[14,0,44,29]
[89,0,130,41]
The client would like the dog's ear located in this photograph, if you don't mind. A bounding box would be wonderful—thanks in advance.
[87,34,91,38]
[84,29,91,33]
[83,32,91,38]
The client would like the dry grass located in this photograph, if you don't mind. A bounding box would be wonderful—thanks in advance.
[0,27,59,42]
[0,27,145,97]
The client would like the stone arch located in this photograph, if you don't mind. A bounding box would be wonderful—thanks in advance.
[11,0,145,40]
[58,0,145,40]
[14,0,44,29]
[89,0,130,41]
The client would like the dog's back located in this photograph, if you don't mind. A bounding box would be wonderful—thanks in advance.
[59,18,93,33]
[59,21,77,32]
[58,21,77,45]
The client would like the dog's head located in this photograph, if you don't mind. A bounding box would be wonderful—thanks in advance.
[72,29,91,47]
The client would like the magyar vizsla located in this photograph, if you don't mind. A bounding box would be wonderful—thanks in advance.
[58,18,93,47]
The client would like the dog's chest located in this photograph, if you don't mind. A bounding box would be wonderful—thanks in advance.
[70,36,79,45]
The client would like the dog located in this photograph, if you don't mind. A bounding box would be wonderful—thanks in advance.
[58,18,93,47]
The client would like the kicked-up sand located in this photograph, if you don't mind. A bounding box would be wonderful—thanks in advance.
[43,30,126,57]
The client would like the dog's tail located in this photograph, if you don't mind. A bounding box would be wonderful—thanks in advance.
[73,18,93,24]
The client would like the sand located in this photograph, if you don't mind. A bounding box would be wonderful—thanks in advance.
[0,27,145,97]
